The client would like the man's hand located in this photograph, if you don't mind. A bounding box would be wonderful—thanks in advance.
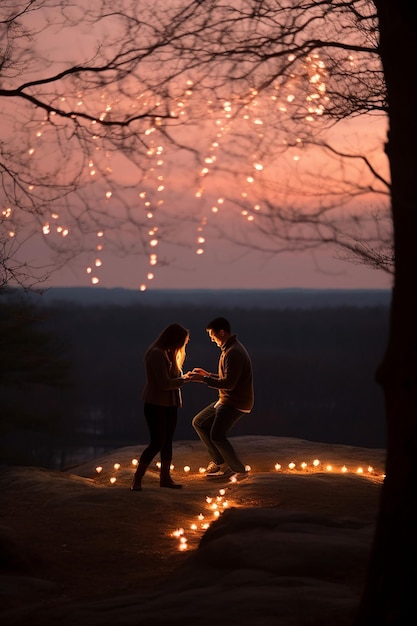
[187,372,205,382]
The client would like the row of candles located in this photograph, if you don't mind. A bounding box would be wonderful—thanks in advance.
[94,458,384,482]
[172,487,231,551]
[94,457,384,551]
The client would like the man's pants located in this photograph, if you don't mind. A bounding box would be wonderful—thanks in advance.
[192,402,246,473]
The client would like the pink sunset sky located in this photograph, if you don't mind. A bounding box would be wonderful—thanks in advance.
[34,107,391,292]
[41,235,392,291]
[39,112,391,292]
[2,3,392,293]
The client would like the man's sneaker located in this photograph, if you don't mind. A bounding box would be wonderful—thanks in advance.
[205,461,221,475]
[229,471,250,483]
[206,467,235,480]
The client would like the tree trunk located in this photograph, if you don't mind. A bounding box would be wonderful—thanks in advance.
[355,2,417,624]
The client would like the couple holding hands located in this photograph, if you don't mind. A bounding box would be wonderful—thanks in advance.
[131,317,254,491]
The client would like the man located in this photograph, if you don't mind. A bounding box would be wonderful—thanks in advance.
[189,317,254,481]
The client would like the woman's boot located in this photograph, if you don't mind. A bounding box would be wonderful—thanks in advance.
[131,459,148,491]
[160,461,182,489]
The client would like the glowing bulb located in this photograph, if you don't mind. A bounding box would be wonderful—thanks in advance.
[95,466,103,473]
[114,463,120,470]
[110,477,116,484]
[274,463,281,470]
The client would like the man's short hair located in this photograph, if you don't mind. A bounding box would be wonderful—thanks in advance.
[206,317,231,334]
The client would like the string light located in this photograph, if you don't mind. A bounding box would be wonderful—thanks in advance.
[20,51,331,291]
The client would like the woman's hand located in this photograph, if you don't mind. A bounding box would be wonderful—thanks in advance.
[192,367,209,376]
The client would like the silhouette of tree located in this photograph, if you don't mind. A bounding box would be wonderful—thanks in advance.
[0,292,71,464]
[1,1,393,290]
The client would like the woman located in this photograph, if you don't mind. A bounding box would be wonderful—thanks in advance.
[131,323,190,491]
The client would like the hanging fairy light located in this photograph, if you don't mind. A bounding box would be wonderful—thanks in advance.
[24,54,331,291]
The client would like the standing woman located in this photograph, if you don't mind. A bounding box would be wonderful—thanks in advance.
[131,323,190,491]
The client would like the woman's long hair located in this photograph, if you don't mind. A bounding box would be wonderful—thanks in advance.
[146,323,189,374]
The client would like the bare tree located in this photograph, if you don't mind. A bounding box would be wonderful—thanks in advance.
[1,1,415,623]
[1,0,393,291]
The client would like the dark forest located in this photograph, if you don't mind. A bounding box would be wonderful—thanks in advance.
[0,294,389,468]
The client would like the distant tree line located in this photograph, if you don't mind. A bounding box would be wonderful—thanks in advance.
[0,298,389,468]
